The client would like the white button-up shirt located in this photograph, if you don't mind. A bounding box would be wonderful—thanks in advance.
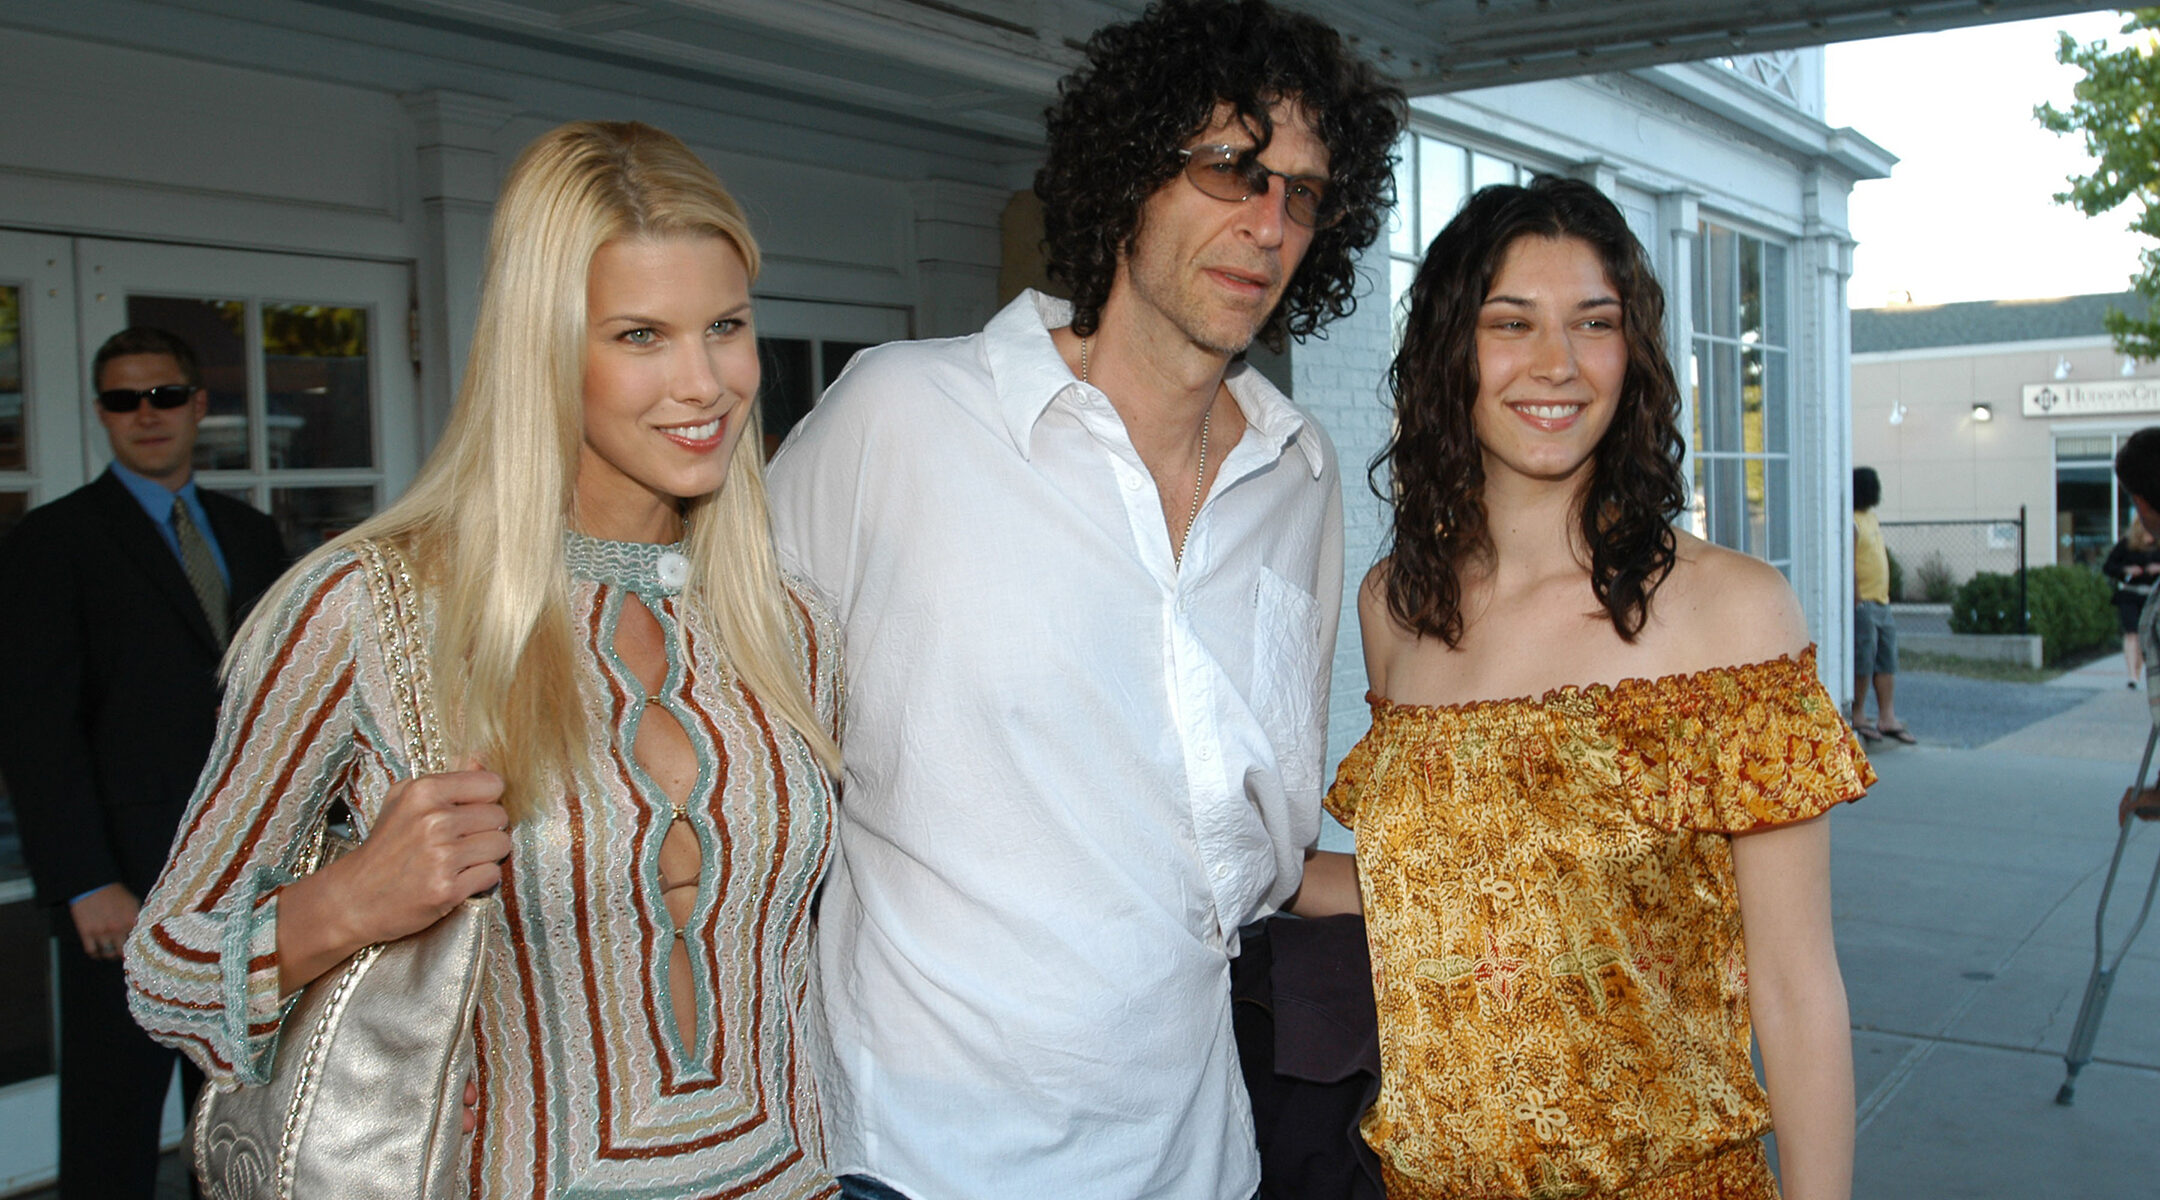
[767,291,1342,1200]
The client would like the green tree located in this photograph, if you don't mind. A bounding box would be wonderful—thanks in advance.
[2037,9,2160,358]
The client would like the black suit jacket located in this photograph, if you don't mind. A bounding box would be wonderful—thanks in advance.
[0,469,288,918]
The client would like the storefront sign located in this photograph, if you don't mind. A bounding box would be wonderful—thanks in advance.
[2023,380,2160,417]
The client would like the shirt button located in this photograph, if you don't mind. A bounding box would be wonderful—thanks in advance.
[1211,863,1227,879]
[1123,474,1141,491]
[1197,743,1214,761]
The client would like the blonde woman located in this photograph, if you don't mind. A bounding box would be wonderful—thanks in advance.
[125,121,843,1198]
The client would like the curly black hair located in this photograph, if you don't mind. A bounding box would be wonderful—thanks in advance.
[1036,0,1405,351]
[1374,175,1688,646]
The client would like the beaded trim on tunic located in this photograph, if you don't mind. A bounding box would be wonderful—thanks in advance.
[563,530,690,596]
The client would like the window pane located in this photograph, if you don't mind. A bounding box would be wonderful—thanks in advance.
[264,304,373,469]
[1710,455,1746,551]
[1763,349,1790,455]
[1691,234,1708,333]
[1740,235,1763,346]
[1705,226,1739,340]
[1688,456,1709,541]
[0,490,24,542]
[1419,137,1466,250]
[272,485,375,557]
[759,337,814,460]
[1768,457,1791,566]
[1392,258,1417,346]
[1710,343,1741,454]
[1688,342,1706,453]
[1469,151,1515,193]
[1745,457,1767,559]
[2057,463,2116,567]
[1742,348,1765,455]
[1390,134,1417,257]
[128,295,249,470]
[0,286,20,472]
[1762,242,1789,349]
[2057,435,2114,460]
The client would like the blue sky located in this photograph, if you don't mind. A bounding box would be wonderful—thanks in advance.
[1826,10,2148,308]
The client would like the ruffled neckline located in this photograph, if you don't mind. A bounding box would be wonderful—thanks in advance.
[563,530,692,597]
[1366,645,1820,719]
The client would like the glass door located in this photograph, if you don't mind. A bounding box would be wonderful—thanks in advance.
[0,228,81,1195]
[76,239,418,555]
[0,235,414,1192]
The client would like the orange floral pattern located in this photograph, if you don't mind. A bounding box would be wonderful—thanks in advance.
[1327,648,1871,1199]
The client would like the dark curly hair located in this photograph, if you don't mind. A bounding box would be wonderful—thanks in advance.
[1036,0,1405,350]
[1374,175,1687,646]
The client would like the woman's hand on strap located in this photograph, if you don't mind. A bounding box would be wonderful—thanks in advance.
[276,764,510,994]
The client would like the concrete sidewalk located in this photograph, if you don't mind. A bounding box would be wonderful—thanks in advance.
[1843,654,2160,1198]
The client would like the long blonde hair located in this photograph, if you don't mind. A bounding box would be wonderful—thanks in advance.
[233,120,838,819]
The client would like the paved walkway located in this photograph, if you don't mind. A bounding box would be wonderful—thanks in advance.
[1843,652,2160,1198]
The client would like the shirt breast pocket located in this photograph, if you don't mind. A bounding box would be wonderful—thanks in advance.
[1249,567,1324,799]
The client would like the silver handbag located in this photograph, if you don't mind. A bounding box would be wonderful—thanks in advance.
[194,539,496,1200]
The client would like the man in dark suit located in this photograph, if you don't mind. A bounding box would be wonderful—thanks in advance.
[0,327,287,1198]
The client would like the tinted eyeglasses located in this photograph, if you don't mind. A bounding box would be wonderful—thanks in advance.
[1175,144,1340,230]
[96,385,195,413]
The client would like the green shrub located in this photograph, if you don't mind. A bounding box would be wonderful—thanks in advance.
[2026,565,2115,664]
[1949,566,2115,663]
[1886,548,1904,603]
[1915,553,1957,603]
[1951,571,2021,634]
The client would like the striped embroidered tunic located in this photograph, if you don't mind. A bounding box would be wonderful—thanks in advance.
[126,534,841,1199]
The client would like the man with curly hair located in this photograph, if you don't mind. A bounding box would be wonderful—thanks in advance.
[768,2,1403,1197]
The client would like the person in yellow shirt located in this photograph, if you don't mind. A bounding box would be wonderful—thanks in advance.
[1851,466,1912,743]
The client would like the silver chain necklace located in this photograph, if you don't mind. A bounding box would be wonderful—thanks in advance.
[1081,335,1209,565]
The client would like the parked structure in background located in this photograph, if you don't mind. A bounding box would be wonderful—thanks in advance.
[1853,291,2159,576]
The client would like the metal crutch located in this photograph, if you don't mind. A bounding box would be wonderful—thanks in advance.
[2056,721,2160,1105]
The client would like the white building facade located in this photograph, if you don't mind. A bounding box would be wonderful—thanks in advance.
[0,1,1886,1187]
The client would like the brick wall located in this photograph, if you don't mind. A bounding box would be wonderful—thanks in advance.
[1291,253,1396,850]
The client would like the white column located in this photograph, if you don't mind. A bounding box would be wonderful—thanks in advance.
[1802,164,1860,701]
[1659,189,1702,538]
[401,91,519,447]
[909,179,1007,339]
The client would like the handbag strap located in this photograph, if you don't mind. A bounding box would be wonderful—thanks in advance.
[353,538,448,780]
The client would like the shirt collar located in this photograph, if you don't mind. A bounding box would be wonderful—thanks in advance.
[984,289,1323,479]
[108,459,196,517]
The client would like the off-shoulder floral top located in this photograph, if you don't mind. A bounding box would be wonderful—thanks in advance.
[1325,648,1872,1199]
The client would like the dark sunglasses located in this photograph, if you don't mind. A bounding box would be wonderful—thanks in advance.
[1176,144,1341,230]
[96,385,195,413]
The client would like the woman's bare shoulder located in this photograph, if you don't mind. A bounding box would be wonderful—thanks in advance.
[1655,530,1810,664]
[1358,559,1425,695]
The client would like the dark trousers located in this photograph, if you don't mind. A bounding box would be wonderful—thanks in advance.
[55,933,202,1200]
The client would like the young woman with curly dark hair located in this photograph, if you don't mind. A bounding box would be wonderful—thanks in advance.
[1035,0,1403,351]
[1317,176,1868,1200]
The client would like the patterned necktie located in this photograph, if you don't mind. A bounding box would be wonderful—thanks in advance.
[171,496,230,644]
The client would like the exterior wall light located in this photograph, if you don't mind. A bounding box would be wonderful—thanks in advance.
[2056,355,2074,380]
[1889,400,1907,426]
[2126,357,2141,377]
[1972,402,1993,422]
